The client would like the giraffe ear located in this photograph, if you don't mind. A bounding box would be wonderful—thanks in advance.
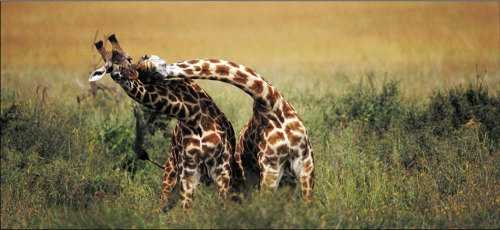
[89,65,107,82]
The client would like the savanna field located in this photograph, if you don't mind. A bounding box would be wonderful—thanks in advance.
[1,2,499,228]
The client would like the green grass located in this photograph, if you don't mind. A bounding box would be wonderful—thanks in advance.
[1,70,499,229]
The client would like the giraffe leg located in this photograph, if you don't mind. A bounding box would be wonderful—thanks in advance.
[179,156,201,209]
[234,125,249,182]
[229,131,248,194]
[232,143,245,187]
[291,142,314,202]
[210,151,231,200]
[160,155,179,212]
[160,126,182,212]
[259,154,285,192]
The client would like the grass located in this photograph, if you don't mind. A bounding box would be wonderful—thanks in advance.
[1,2,499,229]
[1,73,499,228]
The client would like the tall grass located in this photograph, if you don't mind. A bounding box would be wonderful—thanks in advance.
[1,70,498,228]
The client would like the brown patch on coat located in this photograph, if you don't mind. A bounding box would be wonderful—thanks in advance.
[268,131,285,145]
[164,161,174,171]
[183,137,200,147]
[190,105,200,115]
[227,61,239,68]
[215,65,230,75]
[168,172,176,181]
[200,63,211,76]
[170,104,180,115]
[167,94,178,102]
[282,102,295,118]
[302,144,310,160]
[300,177,308,189]
[234,71,248,84]
[285,121,303,133]
[202,133,221,144]
[245,67,257,76]
[150,93,158,102]
[263,155,278,169]
[156,86,166,95]
[276,109,285,123]
[304,160,313,173]
[267,115,281,129]
[258,142,267,151]
[287,132,302,146]
[266,86,280,105]
[265,147,274,156]
[184,69,194,75]
[187,60,199,64]
[249,80,264,94]
[194,66,201,71]
[276,144,289,155]
[202,145,215,153]
[234,153,241,162]
[222,177,230,187]
[209,59,220,63]
[130,86,138,96]
[187,149,202,158]
[200,116,214,131]
[289,149,299,158]
[178,63,189,69]
[264,123,275,135]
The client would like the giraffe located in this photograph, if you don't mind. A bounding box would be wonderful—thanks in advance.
[143,57,315,201]
[89,35,243,210]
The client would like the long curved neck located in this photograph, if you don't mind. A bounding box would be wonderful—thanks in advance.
[116,78,198,122]
[118,79,146,104]
[170,59,283,111]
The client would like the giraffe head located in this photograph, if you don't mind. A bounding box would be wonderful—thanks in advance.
[89,34,138,84]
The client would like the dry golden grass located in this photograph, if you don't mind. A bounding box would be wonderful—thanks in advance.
[2,2,499,97]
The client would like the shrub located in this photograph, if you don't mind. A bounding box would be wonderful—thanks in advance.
[322,75,499,169]
[423,81,500,150]
[326,77,402,135]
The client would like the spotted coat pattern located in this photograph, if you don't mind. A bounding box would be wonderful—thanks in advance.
[91,36,242,210]
[153,58,315,201]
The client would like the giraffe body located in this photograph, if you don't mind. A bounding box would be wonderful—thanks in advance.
[90,36,242,210]
[148,58,315,200]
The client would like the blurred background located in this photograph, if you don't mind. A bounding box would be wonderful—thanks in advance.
[2,2,499,97]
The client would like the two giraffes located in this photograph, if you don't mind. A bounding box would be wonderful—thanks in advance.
[90,34,314,210]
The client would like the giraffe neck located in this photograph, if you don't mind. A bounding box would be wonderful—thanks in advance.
[168,59,283,111]
[115,78,200,122]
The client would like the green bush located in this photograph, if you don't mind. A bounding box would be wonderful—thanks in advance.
[1,73,499,228]
[322,76,499,168]
[326,78,402,135]
[423,82,500,150]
